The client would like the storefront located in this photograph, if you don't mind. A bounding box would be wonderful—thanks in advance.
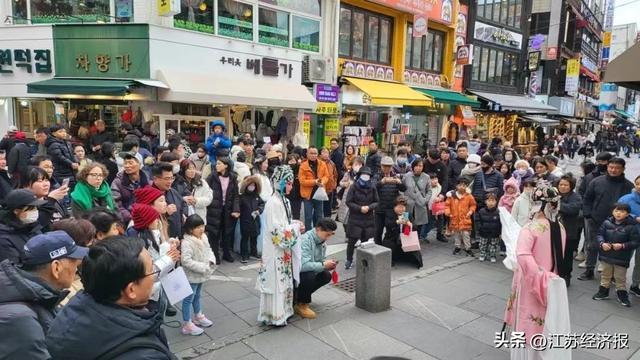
[468,90,558,154]
[0,25,56,135]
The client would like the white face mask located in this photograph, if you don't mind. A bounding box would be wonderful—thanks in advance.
[468,163,478,169]
[359,174,371,182]
[172,165,180,174]
[247,185,256,192]
[21,209,39,224]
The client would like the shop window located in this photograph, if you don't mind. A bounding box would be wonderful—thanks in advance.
[338,4,393,65]
[259,7,289,47]
[29,0,110,23]
[12,0,28,23]
[477,0,521,29]
[471,45,481,80]
[405,26,445,73]
[259,0,320,17]
[472,45,519,87]
[174,0,214,34]
[218,0,254,41]
[15,99,68,135]
[114,0,133,22]
[480,47,489,81]
[495,51,504,84]
[487,49,496,82]
[293,16,320,52]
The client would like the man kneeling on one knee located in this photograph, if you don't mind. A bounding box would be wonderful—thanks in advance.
[295,218,338,319]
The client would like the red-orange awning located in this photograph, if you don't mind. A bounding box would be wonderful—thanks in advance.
[580,66,600,82]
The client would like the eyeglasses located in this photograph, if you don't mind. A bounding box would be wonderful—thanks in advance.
[88,173,105,178]
[143,269,161,281]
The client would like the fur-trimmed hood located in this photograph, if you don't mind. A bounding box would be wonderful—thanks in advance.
[240,175,262,194]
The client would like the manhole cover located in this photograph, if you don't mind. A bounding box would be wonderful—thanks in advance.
[333,277,356,293]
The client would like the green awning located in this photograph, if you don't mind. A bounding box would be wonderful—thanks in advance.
[27,79,138,96]
[413,88,480,107]
[614,110,633,119]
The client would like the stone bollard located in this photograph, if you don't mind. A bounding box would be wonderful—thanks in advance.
[355,244,391,312]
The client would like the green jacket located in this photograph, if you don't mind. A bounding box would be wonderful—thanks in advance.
[300,229,326,273]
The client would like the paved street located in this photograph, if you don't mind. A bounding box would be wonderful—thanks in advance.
[165,155,640,360]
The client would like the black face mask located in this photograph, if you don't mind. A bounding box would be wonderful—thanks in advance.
[597,164,607,172]
[268,158,281,167]
[481,166,491,172]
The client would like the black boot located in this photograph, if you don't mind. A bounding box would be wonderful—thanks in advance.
[592,286,610,300]
[453,247,461,255]
[223,253,235,263]
[617,290,631,307]
[165,303,177,316]
[578,269,594,281]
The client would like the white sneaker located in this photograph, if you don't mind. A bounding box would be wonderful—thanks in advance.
[181,321,204,336]
[193,313,213,328]
[578,261,587,268]
[478,255,486,262]
[490,257,497,263]
[574,252,586,261]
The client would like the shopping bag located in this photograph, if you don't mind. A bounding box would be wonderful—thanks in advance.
[312,186,329,201]
[400,229,421,252]
[432,201,445,216]
[160,267,193,305]
[499,207,522,271]
[331,270,339,284]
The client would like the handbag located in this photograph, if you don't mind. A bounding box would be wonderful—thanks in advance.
[400,225,421,252]
[480,171,499,195]
[312,186,329,201]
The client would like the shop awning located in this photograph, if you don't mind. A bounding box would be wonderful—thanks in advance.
[469,90,558,113]
[519,116,561,126]
[26,78,156,96]
[558,117,584,125]
[157,70,317,109]
[414,88,480,107]
[602,42,640,91]
[343,77,433,107]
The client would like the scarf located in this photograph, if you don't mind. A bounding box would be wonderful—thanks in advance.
[71,181,115,211]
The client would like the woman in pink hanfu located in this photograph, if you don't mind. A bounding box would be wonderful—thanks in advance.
[504,182,567,357]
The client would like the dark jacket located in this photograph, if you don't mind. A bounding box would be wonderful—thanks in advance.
[346,180,379,235]
[45,136,76,182]
[330,149,345,179]
[578,167,605,197]
[374,172,406,211]
[94,155,119,185]
[471,169,504,208]
[7,141,32,177]
[38,198,70,232]
[46,292,175,360]
[448,157,467,191]
[89,130,116,153]
[0,259,67,360]
[365,150,381,178]
[477,206,501,238]
[559,191,583,241]
[206,171,240,233]
[583,174,634,225]
[0,212,43,264]
[0,170,12,199]
[239,178,265,237]
[536,172,559,185]
[424,160,448,196]
[171,176,191,198]
[286,163,302,201]
[382,222,423,268]
[597,216,640,267]
[155,184,187,238]
[71,196,111,219]
[111,171,150,224]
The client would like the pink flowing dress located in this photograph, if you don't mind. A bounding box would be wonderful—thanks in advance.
[504,217,566,344]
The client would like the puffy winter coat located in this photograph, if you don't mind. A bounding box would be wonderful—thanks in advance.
[205,171,240,233]
[156,185,187,238]
[346,180,379,235]
[597,216,640,267]
[7,140,32,177]
[181,233,217,283]
[365,151,381,178]
[477,206,502,238]
[46,292,176,359]
[583,174,634,225]
[445,191,476,231]
[618,190,640,217]
[111,170,150,224]
[0,211,43,264]
[559,191,583,242]
[239,177,265,237]
[403,172,432,226]
[578,167,606,197]
[424,160,448,196]
[374,172,406,211]
[300,229,327,273]
[471,169,504,208]
[45,136,76,182]
[205,121,232,163]
[0,259,67,360]
[447,157,467,191]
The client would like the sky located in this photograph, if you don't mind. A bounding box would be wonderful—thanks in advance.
[613,1,640,28]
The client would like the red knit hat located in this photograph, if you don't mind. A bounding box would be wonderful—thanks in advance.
[131,203,160,230]
[134,186,164,205]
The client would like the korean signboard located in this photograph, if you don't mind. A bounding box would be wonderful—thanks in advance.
[218,55,295,79]
[323,118,340,147]
[314,103,340,115]
[53,25,150,79]
[368,0,433,15]
[158,0,181,16]
[413,14,429,37]
[0,49,52,74]
[474,21,523,49]
[565,59,580,93]
[314,84,339,103]
[528,51,541,71]
[456,44,473,66]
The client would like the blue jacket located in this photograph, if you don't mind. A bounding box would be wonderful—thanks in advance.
[618,191,640,218]
[205,120,232,162]
[597,216,640,267]
[300,229,326,273]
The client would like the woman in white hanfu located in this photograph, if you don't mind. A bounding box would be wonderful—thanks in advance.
[256,165,303,326]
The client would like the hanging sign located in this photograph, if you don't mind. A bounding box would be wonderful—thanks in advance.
[314,102,340,115]
[456,44,473,66]
[528,51,541,71]
[158,0,181,16]
[323,118,340,147]
[302,114,311,144]
[565,58,580,93]
[413,14,429,37]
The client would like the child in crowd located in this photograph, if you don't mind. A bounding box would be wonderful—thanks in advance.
[477,193,502,262]
[382,196,423,268]
[181,214,217,335]
[239,176,265,263]
[421,173,445,242]
[445,178,476,256]
[592,203,639,307]
[511,160,534,192]
[511,179,536,226]
[498,177,520,213]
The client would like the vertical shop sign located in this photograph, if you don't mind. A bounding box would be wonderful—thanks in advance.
[413,14,428,37]
[565,59,580,93]
[323,118,340,147]
[302,114,311,145]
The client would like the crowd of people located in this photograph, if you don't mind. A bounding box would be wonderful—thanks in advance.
[0,119,639,357]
